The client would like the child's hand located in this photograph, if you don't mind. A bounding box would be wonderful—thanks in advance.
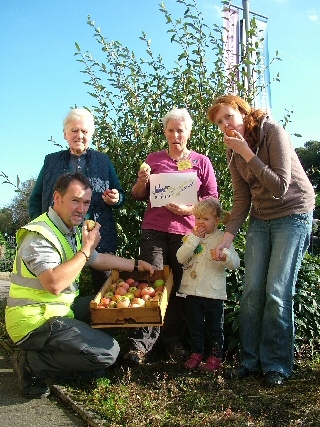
[210,248,226,261]
[193,225,206,238]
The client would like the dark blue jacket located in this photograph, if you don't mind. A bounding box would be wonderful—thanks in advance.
[29,149,125,253]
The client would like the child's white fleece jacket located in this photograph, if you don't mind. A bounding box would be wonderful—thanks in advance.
[177,229,240,300]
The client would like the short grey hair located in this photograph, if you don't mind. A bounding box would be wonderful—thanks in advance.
[162,108,193,132]
[63,108,95,133]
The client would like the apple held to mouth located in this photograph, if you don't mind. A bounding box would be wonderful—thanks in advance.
[225,128,239,138]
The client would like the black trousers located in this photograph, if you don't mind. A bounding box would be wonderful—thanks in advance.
[17,296,120,380]
[127,229,189,354]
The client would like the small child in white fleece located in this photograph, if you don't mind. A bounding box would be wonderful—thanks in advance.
[177,198,240,371]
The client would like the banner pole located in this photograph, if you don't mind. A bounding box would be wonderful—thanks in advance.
[242,0,251,87]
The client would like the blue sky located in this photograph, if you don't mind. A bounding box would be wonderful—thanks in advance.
[1,0,319,208]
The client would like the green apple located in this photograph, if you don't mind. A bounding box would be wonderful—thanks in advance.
[154,279,165,288]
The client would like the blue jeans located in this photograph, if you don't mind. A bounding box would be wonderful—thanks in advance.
[240,212,312,377]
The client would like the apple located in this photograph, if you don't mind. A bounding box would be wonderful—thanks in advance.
[226,128,237,137]
[133,288,142,298]
[153,291,163,300]
[126,278,135,285]
[142,294,151,302]
[130,303,141,308]
[115,286,127,296]
[132,297,146,307]
[117,296,131,308]
[106,283,117,293]
[100,297,111,307]
[112,294,122,302]
[108,301,117,308]
[85,219,96,231]
[128,286,138,294]
[125,292,135,301]
[138,282,149,290]
[154,279,165,288]
[104,291,114,299]
[117,281,130,291]
[97,303,106,309]
[141,287,155,297]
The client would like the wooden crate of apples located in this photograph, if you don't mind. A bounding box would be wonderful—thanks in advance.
[90,265,172,327]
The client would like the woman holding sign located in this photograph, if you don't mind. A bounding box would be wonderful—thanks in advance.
[123,108,218,365]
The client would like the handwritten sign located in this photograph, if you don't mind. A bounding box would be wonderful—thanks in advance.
[150,172,198,207]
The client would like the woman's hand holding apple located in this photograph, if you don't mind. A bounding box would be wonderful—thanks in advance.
[103,188,120,205]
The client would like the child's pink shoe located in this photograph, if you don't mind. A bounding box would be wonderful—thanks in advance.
[183,353,203,369]
[200,356,222,372]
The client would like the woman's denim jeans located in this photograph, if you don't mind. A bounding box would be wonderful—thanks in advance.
[240,212,313,377]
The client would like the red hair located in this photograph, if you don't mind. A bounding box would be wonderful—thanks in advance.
[207,95,267,150]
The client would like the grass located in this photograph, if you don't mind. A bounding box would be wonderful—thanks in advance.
[1,304,319,427]
[58,349,320,427]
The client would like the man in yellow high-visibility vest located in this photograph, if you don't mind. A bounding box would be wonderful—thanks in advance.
[6,172,154,399]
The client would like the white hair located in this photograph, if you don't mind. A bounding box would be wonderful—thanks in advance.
[162,108,193,132]
[63,108,95,133]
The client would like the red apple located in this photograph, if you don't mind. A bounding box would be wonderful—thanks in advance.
[117,281,129,291]
[115,286,127,296]
[141,287,155,297]
[138,282,149,290]
[100,297,111,307]
[226,128,237,138]
[133,288,142,298]
[126,278,135,285]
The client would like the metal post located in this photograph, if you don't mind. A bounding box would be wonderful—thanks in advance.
[242,0,251,86]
